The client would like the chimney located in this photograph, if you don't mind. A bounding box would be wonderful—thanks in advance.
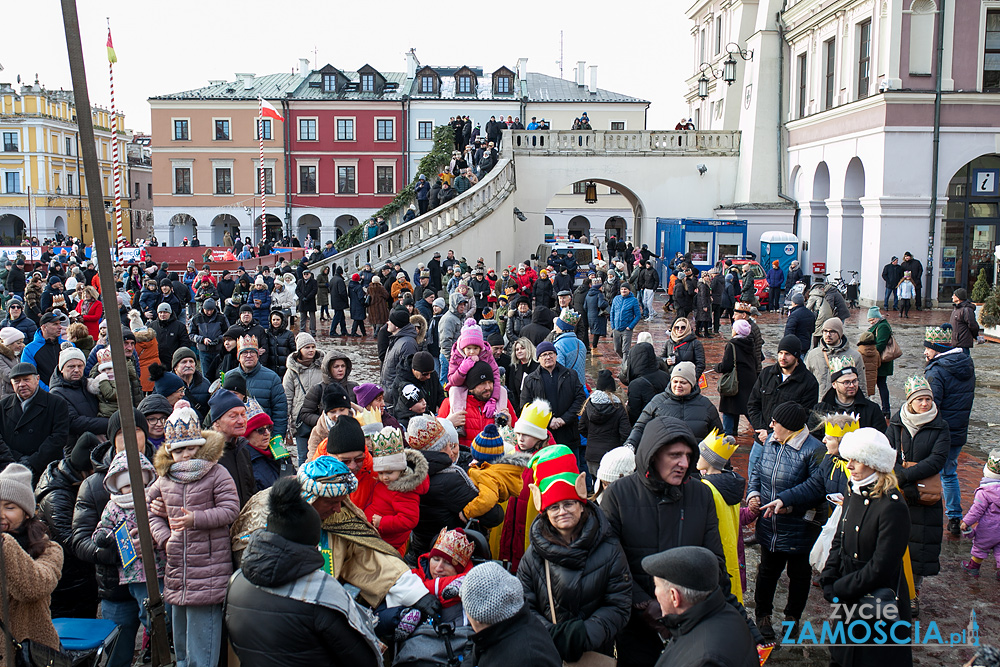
[406,49,420,79]
[588,65,598,94]
[236,73,255,90]
[576,61,586,86]
[517,57,528,84]
[299,58,310,74]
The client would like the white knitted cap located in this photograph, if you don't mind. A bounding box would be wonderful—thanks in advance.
[839,427,896,474]
[460,561,523,625]
[597,446,636,484]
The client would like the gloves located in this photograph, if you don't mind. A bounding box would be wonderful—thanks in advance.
[458,356,477,375]
[482,397,498,418]
[638,599,669,640]
[412,592,442,620]
[549,619,588,662]
[394,607,423,641]
[95,373,109,383]
[441,576,465,601]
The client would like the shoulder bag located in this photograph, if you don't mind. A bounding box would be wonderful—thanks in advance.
[545,560,616,667]
[718,342,740,397]
[880,332,902,363]
[900,446,942,506]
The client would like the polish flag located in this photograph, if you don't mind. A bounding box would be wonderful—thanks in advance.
[260,98,284,122]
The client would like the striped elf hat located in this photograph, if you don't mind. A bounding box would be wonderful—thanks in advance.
[528,445,587,512]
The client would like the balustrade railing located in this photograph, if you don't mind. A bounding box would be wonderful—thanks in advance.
[509,130,740,155]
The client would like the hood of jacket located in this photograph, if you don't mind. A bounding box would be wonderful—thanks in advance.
[90,439,116,474]
[448,291,469,314]
[703,469,746,506]
[585,392,623,424]
[528,501,610,570]
[423,449,456,476]
[627,342,659,377]
[104,450,156,495]
[391,323,418,342]
[35,458,85,504]
[410,313,428,345]
[665,384,704,403]
[927,347,975,383]
[386,449,430,494]
[268,310,288,329]
[636,416,699,496]
[241,530,325,588]
[320,349,353,382]
[153,429,225,476]
[49,370,85,393]
[530,305,553,326]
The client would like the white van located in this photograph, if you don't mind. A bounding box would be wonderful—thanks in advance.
[534,241,603,284]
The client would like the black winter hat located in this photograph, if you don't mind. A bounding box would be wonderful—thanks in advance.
[322,383,353,413]
[389,308,410,328]
[596,369,615,392]
[107,408,150,445]
[464,361,493,390]
[777,334,802,357]
[771,401,807,431]
[411,351,435,373]
[239,304,254,314]
[266,477,322,546]
[137,394,173,418]
[324,414,366,455]
[642,545,719,593]
[70,432,102,473]
[222,373,248,396]
[159,278,172,288]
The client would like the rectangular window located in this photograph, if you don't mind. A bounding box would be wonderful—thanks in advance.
[376,119,394,141]
[715,16,723,54]
[824,39,837,109]
[611,121,625,130]
[572,182,586,195]
[323,74,337,92]
[147,183,152,199]
[361,74,375,92]
[67,175,74,195]
[215,168,232,194]
[298,118,317,141]
[337,166,356,194]
[420,75,435,93]
[337,119,355,141]
[700,28,706,65]
[173,119,189,141]
[985,10,1000,91]
[257,167,274,194]
[418,121,433,140]
[214,119,230,141]
[2,132,17,152]
[857,19,872,100]
[458,76,472,93]
[257,119,272,140]
[66,137,74,155]
[496,76,511,93]
[6,172,22,193]
[174,168,191,194]
[797,53,808,117]
[299,165,316,193]
[134,182,140,199]
[376,166,394,194]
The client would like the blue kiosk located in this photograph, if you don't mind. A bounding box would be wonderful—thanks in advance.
[654,218,748,281]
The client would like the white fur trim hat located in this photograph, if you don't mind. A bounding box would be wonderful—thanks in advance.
[839,427,896,474]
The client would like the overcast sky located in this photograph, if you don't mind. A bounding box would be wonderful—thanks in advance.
[3,0,690,134]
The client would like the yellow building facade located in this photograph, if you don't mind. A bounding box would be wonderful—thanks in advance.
[0,81,130,245]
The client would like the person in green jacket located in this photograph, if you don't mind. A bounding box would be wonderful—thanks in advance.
[866,306,894,418]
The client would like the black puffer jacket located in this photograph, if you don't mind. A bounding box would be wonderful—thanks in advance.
[746,360,819,431]
[580,394,630,464]
[266,313,295,378]
[518,504,631,658]
[520,306,554,347]
[888,409,950,577]
[470,605,562,667]
[35,455,98,618]
[623,343,670,424]
[49,371,108,454]
[226,531,381,667]
[506,308,532,344]
[925,348,975,449]
[151,314,193,366]
[661,332,705,379]
[624,385,722,449]
[809,388,887,438]
[520,363,587,448]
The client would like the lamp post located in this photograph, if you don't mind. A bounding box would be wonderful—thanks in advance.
[697,62,723,99]
[722,42,753,86]
[584,182,598,204]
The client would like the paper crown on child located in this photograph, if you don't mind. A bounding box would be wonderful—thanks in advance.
[497,424,517,452]
[827,355,858,381]
[698,428,738,470]
[823,412,860,439]
[430,528,475,569]
[355,407,383,437]
[985,449,1000,480]
[371,427,406,472]
[556,307,580,330]
[904,375,933,401]
[528,445,587,512]
[513,399,552,442]
[96,346,113,372]
[163,400,206,452]
[924,326,952,352]
[237,335,259,356]
[472,423,505,463]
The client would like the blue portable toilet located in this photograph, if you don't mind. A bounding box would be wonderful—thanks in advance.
[759,231,799,278]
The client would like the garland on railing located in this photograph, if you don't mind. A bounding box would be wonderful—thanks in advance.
[334,124,456,252]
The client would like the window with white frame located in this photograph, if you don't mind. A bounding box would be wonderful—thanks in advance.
[857,19,872,99]
[376,119,394,141]
[985,10,1000,91]
[214,119,230,141]
[67,174,74,195]
[458,75,472,93]
[417,121,433,140]
[299,164,317,193]
[215,167,232,194]
[420,75,435,93]
[610,121,625,131]
[257,119,272,140]
[376,165,394,194]
[361,74,375,92]
[715,16,723,54]
[337,118,355,141]
[337,165,356,194]
[256,167,274,194]
[173,168,191,194]
[66,136,74,155]
[797,53,808,118]
[2,132,18,152]
[298,118,317,141]
[824,39,837,110]
[173,119,189,141]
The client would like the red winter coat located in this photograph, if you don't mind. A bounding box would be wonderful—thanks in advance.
[361,450,429,555]
[77,299,103,340]
[438,394,517,450]
[147,431,240,606]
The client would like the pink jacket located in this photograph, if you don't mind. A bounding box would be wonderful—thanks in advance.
[146,431,240,606]
[963,480,1000,547]
[447,342,503,406]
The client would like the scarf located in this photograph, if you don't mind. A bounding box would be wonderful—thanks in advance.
[670,321,690,343]
[899,402,938,438]
[850,472,879,493]
[319,505,400,575]
[829,454,850,484]
[112,492,135,510]
[167,458,215,484]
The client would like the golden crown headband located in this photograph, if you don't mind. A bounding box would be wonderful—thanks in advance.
[824,413,860,438]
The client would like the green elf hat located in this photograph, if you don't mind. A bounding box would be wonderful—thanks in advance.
[528,444,587,512]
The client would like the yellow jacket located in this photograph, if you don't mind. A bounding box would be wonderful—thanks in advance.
[702,477,742,604]
[465,460,526,519]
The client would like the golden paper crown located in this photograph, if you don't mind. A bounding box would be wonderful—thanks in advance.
[699,428,738,462]
[355,407,383,436]
[823,413,861,439]
[827,355,858,376]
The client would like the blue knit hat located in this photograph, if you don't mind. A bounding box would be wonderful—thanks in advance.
[149,363,184,398]
[472,423,505,463]
[209,389,245,424]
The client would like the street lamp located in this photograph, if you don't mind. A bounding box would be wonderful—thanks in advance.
[584,182,598,204]
[697,63,723,99]
[722,42,753,86]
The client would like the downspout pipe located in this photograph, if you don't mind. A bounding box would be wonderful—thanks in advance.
[776,6,799,237]
[282,98,291,240]
[927,0,946,308]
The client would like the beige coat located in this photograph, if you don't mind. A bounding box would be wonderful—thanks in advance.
[1,534,63,666]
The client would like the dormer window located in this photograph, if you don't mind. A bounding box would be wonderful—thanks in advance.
[361,74,375,92]
[496,76,511,94]
[420,75,435,93]
[323,74,337,92]
[458,75,472,93]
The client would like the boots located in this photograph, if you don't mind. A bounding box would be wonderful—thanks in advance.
[756,615,776,642]
[962,559,982,577]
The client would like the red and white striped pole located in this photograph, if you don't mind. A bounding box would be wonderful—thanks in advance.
[107,21,123,251]
[259,98,265,247]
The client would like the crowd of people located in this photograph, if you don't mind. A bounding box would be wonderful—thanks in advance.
[0,237,993,667]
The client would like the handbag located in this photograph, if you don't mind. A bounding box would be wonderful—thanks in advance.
[901,446,942,505]
[545,561,616,667]
[0,536,74,667]
[718,342,740,397]
[880,335,902,363]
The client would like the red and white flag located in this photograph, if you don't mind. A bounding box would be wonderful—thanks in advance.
[260,97,284,122]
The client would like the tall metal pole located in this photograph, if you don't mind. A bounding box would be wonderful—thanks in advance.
[927,0,946,307]
[58,3,172,665]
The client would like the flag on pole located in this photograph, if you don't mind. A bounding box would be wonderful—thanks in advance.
[106,32,117,63]
[260,97,284,122]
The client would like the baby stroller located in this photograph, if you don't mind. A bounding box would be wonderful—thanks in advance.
[781,282,807,316]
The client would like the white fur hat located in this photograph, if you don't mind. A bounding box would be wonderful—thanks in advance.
[839,427,896,474]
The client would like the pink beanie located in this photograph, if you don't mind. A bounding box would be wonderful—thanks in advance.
[733,320,752,338]
[458,318,485,350]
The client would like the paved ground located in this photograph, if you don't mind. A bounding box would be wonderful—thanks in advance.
[312,296,997,663]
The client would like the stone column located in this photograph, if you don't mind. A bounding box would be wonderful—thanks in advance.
[799,199,829,279]
[858,196,935,306]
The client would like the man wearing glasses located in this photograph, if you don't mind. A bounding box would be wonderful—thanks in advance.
[137,394,172,451]
[808,358,886,437]
[0,297,36,340]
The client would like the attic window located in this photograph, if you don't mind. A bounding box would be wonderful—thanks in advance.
[457,75,472,93]
[420,75,435,93]
[323,74,337,93]
[361,74,375,92]
[495,76,512,94]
